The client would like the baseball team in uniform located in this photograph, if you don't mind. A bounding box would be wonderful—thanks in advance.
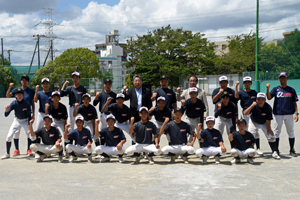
[1,71,298,165]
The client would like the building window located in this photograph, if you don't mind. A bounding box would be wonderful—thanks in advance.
[222,45,226,50]
[214,45,219,50]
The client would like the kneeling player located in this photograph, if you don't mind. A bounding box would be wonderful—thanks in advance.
[229,119,256,164]
[64,115,93,162]
[125,107,161,164]
[29,115,63,162]
[195,116,226,164]
[95,114,126,163]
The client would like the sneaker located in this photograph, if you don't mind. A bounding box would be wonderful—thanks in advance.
[272,151,280,159]
[215,156,220,164]
[65,153,70,159]
[95,155,103,159]
[88,155,93,163]
[34,153,40,159]
[170,156,176,163]
[58,156,63,163]
[183,156,189,164]
[1,154,10,159]
[290,149,297,157]
[209,155,215,159]
[144,154,149,160]
[202,156,208,164]
[256,149,264,156]
[13,150,20,156]
[69,156,78,162]
[119,157,125,163]
[177,154,182,159]
[100,157,110,163]
[231,158,240,164]
[36,154,47,162]
[148,157,154,164]
[134,156,141,164]
[27,149,33,156]
[247,158,254,164]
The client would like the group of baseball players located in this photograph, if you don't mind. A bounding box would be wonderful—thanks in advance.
[1,71,298,165]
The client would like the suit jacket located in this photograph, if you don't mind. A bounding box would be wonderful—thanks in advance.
[124,86,152,114]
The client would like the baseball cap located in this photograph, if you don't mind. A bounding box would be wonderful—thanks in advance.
[157,96,166,101]
[75,115,84,122]
[278,72,288,78]
[104,78,112,83]
[82,93,91,99]
[139,106,148,112]
[41,78,50,83]
[219,76,228,82]
[106,114,116,121]
[116,93,125,99]
[243,76,252,82]
[51,91,60,97]
[174,107,183,113]
[206,116,215,123]
[15,88,24,94]
[72,71,80,77]
[43,114,53,121]
[160,75,168,80]
[189,87,198,94]
[257,93,266,99]
[237,118,246,125]
[21,75,30,81]
[220,91,230,98]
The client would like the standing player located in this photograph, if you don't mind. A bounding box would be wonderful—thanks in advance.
[1,89,31,159]
[266,72,298,157]
[229,119,256,164]
[212,76,237,105]
[94,115,126,163]
[151,75,177,111]
[60,71,87,131]
[125,107,162,164]
[244,93,279,159]
[6,75,35,156]
[28,115,63,162]
[160,108,196,164]
[195,116,226,164]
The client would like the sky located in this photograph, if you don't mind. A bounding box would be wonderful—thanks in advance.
[0,0,299,65]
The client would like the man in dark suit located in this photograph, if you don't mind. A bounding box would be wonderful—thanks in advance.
[123,75,152,123]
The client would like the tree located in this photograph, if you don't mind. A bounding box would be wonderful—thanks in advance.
[125,25,217,88]
[0,65,16,91]
[0,54,11,66]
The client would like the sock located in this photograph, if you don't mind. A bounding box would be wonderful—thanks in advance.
[70,152,76,157]
[27,138,32,150]
[275,138,280,152]
[289,138,295,151]
[14,139,19,150]
[132,141,136,145]
[101,153,109,158]
[230,141,234,148]
[95,141,100,146]
[87,153,91,156]
[100,137,105,145]
[6,142,11,154]
[118,154,123,158]
[255,138,260,149]
[268,142,276,153]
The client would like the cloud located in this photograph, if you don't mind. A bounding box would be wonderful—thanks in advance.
[0,0,59,14]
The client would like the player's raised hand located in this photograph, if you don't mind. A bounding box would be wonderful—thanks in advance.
[29,119,34,124]
[252,101,257,106]
[95,92,101,98]
[107,97,113,103]
[266,83,270,88]
[35,85,39,90]
[177,87,181,93]
[197,123,202,130]
[236,81,239,86]
[9,83,14,88]
[95,119,100,125]
[65,124,71,130]
[217,103,222,110]
[64,80,70,85]
[123,86,127,92]
[74,103,80,108]
[181,99,185,106]
[5,105,10,112]
[219,88,224,93]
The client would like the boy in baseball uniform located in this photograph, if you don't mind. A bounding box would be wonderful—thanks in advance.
[64,115,93,162]
[1,89,31,159]
[229,119,256,164]
[212,76,237,105]
[266,72,298,157]
[28,115,63,162]
[244,93,279,159]
[125,107,161,164]
[160,108,196,164]
[196,116,226,164]
[95,114,126,163]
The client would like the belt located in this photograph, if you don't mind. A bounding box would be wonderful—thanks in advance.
[117,121,128,125]
[84,120,92,124]
[101,112,110,115]
[16,117,28,122]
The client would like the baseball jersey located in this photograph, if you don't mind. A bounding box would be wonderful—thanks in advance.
[214,101,237,127]
[76,104,98,121]
[212,87,237,105]
[107,103,132,123]
[60,85,87,106]
[5,99,31,120]
[270,86,298,115]
[232,131,255,151]
[93,91,116,113]
[37,91,52,113]
[133,121,158,144]
[182,98,206,123]
[153,88,177,110]
[149,106,172,123]
[99,127,126,147]
[11,87,35,106]
[47,103,68,120]
[200,128,223,148]
[34,126,62,145]
[250,103,273,124]
[164,121,194,145]
[238,90,257,110]
[67,127,93,146]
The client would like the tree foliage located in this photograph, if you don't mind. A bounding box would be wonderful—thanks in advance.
[0,65,16,91]
[0,54,11,66]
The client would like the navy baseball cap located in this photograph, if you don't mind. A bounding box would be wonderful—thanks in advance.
[220,91,230,98]
[21,75,30,81]
[15,88,24,94]
[278,72,288,78]
[174,107,183,113]
[237,118,247,125]
[104,78,112,83]
[160,75,168,80]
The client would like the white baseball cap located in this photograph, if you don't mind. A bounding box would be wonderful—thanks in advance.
[43,114,53,121]
[106,114,116,121]
[257,93,266,99]
[41,78,50,83]
[189,87,198,93]
[139,106,148,112]
[206,116,215,122]
[116,93,125,99]
[219,76,228,82]
[75,115,84,122]
[51,91,60,97]
[72,71,80,77]
[82,93,91,99]
[157,96,166,101]
[243,76,252,82]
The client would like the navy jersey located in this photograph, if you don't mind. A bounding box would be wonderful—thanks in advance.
[250,103,273,124]
[153,88,177,111]
[47,103,68,120]
[149,106,172,123]
[12,87,35,107]
[133,121,158,144]
[214,101,237,128]
[232,131,255,151]
[5,99,31,120]
[270,86,298,115]
[200,128,223,148]
[67,127,92,146]
[107,103,131,123]
[212,87,237,105]
[37,91,52,113]
[238,90,257,110]
[164,121,194,145]
[60,85,87,106]
[76,104,98,121]
[99,127,126,147]
[182,98,206,123]
[93,91,116,113]
[35,126,61,145]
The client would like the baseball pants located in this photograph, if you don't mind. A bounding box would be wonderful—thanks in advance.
[231,148,256,159]
[248,119,276,142]
[162,145,195,155]
[274,115,294,138]
[95,146,124,156]
[115,121,136,142]
[30,143,63,154]
[125,144,162,156]
[185,116,200,143]
[65,144,92,155]
[36,112,45,130]
[51,119,65,133]
[6,118,29,142]
[242,112,251,131]
[69,106,75,131]
[153,121,170,142]
[100,113,109,130]
[214,117,233,135]
[195,146,223,157]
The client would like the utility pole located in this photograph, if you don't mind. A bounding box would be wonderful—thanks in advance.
[6,50,12,62]
[255,0,260,92]
[37,34,40,66]
[1,38,4,66]
[51,40,53,61]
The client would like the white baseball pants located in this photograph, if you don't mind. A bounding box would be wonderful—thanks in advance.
[195,146,223,157]
[7,118,29,142]
[248,119,276,142]
[30,143,63,154]
[36,112,45,130]
[100,113,108,130]
[231,148,256,159]
[69,106,75,131]
[161,145,195,155]
[115,121,136,142]
[242,112,251,131]
[51,119,65,133]
[185,116,200,143]
[214,117,233,135]
[95,146,124,156]
[65,144,93,155]
[125,144,161,156]
[274,114,295,138]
